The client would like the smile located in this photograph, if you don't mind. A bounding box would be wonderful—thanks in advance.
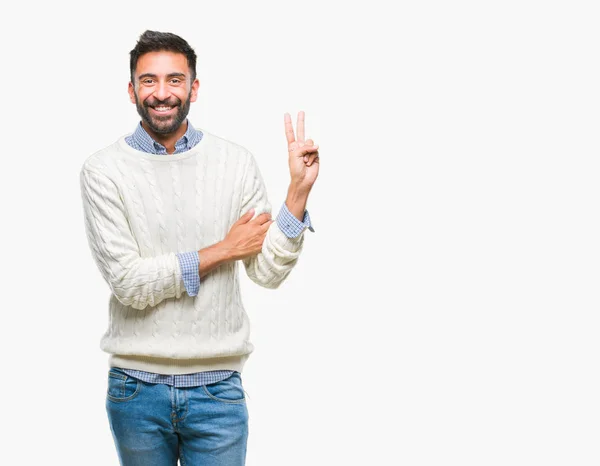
[150,106,176,114]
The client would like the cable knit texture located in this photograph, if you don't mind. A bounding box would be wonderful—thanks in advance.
[80,129,305,374]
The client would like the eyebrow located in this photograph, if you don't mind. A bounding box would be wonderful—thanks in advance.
[138,72,187,80]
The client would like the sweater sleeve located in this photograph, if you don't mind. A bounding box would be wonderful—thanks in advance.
[240,152,305,289]
[80,167,184,310]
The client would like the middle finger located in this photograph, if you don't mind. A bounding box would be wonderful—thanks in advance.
[253,212,272,224]
[297,111,305,143]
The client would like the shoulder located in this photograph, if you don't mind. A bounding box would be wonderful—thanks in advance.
[196,128,253,162]
[80,136,129,178]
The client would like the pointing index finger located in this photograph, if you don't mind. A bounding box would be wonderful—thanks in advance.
[284,113,295,145]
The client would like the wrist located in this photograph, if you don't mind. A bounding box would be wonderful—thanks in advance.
[213,240,236,263]
[200,241,234,266]
[286,185,310,222]
[287,183,310,202]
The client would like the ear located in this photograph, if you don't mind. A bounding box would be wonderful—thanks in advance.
[190,78,200,103]
[128,81,136,104]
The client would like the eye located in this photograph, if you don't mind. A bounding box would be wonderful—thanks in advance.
[170,78,182,84]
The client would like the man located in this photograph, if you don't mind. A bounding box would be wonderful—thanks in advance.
[79,30,319,466]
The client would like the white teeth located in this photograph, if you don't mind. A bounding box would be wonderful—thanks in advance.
[154,106,172,111]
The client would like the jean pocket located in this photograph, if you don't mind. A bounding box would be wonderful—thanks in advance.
[107,368,141,403]
[202,373,246,404]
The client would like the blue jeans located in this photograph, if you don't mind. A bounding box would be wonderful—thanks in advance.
[105,367,249,465]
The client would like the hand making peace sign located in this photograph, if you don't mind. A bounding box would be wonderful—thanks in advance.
[285,111,320,193]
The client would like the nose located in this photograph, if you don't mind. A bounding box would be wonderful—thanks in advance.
[153,81,171,101]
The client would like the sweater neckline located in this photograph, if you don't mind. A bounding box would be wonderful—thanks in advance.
[116,132,205,162]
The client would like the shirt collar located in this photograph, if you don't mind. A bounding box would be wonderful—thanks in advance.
[130,119,201,155]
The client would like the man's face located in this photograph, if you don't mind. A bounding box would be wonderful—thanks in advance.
[128,51,199,134]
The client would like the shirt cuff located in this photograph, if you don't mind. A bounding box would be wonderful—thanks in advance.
[276,202,315,238]
[176,251,200,296]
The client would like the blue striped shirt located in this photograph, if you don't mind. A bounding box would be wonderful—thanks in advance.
[119,121,314,387]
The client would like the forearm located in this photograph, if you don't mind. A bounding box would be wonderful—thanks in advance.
[285,184,310,222]
[198,242,235,280]
[177,240,244,297]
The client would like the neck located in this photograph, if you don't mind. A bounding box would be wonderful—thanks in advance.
[142,120,188,154]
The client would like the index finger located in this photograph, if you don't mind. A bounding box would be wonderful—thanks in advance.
[284,113,295,145]
[297,111,305,143]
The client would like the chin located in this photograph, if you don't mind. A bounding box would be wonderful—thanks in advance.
[147,118,179,134]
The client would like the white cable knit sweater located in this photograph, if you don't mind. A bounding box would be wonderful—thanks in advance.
[79,129,305,374]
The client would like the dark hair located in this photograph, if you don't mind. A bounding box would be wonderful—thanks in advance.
[129,30,197,83]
